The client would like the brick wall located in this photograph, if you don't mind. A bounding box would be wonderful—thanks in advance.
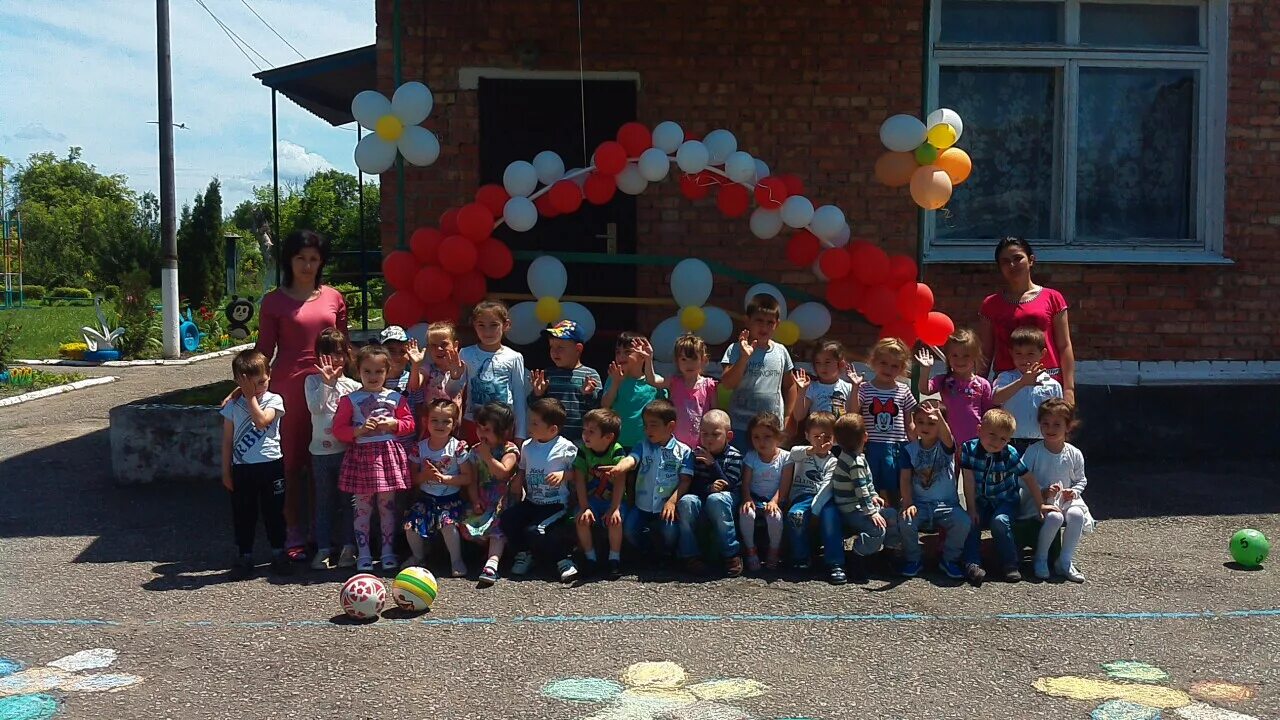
[376,0,1278,364]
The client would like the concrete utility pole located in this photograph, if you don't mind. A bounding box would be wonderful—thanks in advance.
[157,0,180,358]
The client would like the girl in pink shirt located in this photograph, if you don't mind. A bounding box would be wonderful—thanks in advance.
[644,334,717,449]
[914,327,993,445]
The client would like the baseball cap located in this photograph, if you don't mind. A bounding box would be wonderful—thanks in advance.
[379,325,408,343]
[544,320,585,343]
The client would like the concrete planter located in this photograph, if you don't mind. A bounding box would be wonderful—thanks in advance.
[110,399,222,484]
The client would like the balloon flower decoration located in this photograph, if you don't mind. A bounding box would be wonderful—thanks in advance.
[505,256,597,345]
[727,282,833,349]
[351,81,440,175]
[875,108,971,211]
[648,258,734,363]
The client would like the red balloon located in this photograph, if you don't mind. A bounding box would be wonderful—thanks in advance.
[594,141,628,175]
[786,230,821,268]
[456,203,494,242]
[409,227,442,265]
[423,301,458,323]
[863,285,897,325]
[895,282,935,321]
[439,208,459,237]
[383,291,425,328]
[917,311,956,346]
[779,173,804,197]
[716,183,750,218]
[548,180,583,214]
[438,235,478,275]
[477,237,514,279]
[888,255,918,288]
[880,320,918,347]
[451,270,488,305]
[818,248,852,280]
[754,177,788,209]
[616,122,651,157]
[413,265,453,304]
[826,279,863,311]
[850,242,891,286]
[679,173,711,200]
[535,193,560,217]
[475,184,510,217]
[584,172,617,205]
[382,250,420,292]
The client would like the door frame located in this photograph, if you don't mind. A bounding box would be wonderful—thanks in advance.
[459,67,642,90]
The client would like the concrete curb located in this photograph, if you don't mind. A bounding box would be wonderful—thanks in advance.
[15,343,253,368]
[0,375,119,408]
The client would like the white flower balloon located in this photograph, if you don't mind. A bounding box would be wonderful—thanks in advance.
[350,82,439,174]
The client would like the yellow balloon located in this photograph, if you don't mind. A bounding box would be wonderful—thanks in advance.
[927,123,957,150]
[774,320,800,346]
[535,296,561,324]
[375,115,404,142]
[679,305,706,332]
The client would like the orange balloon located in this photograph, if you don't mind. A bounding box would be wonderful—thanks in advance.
[935,147,972,185]
[874,152,917,188]
[910,166,953,210]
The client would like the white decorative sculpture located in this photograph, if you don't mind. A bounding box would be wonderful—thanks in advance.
[82,296,125,352]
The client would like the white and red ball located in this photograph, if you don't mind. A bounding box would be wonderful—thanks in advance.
[340,573,387,620]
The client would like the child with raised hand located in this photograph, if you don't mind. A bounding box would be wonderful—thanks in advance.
[721,294,797,451]
[897,400,971,580]
[304,327,360,570]
[792,338,855,424]
[221,349,289,579]
[460,402,520,586]
[913,327,993,446]
[779,411,840,572]
[403,400,473,577]
[530,320,602,442]
[992,327,1063,455]
[1021,399,1093,582]
[407,321,467,420]
[737,411,788,572]
[379,325,412,392]
[601,331,662,451]
[677,409,744,576]
[461,300,528,443]
[605,399,695,561]
[332,344,416,572]
[645,333,718,450]
[572,408,629,579]
[501,398,579,582]
[853,338,918,503]
[828,413,898,584]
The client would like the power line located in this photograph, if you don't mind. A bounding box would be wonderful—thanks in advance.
[192,0,272,70]
[240,0,306,61]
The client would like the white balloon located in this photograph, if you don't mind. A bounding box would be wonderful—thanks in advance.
[824,223,852,249]
[560,302,596,341]
[506,302,543,345]
[753,158,770,181]
[724,151,756,184]
[780,195,815,229]
[391,82,433,125]
[398,126,439,166]
[502,160,539,198]
[351,90,391,130]
[650,316,683,363]
[790,302,832,341]
[354,134,397,174]
[810,205,846,240]
[615,164,649,195]
[502,196,538,232]
[652,121,685,154]
[406,322,430,347]
[749,208,784,240]
[637,147,671,182]
[527,255,568,299]
[532,150,565,186]
[743,283,788,320]
[926,107,964,142]
[703,129,738,165]
[700,306,733,345]
[670,258,713,308]
[811,258,828,282]
[675,140,709,174]
[880,114,928,153]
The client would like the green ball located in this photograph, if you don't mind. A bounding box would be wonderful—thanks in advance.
[1230,529,1270,567]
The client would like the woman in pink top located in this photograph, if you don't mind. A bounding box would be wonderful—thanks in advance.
[978,237,1076,405]
[256,230,349,557]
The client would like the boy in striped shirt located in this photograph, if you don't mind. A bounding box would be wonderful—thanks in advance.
[825,413,899,584]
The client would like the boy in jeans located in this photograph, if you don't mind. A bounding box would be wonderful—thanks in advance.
[573,408,629,579]
[676,409,744,577]
[605,399,695,559]
[721,293,797,452]
[530,320,602,442]
[501,398,581,582]
[897,398,971,580]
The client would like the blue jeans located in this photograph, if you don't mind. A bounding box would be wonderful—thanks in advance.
[865,441,903,499]
[311,452,352,551]
[964,498,1019,569]
[677,492,739,559]
[624,507,678,555]
[825,506,899,567]
[900,502,972,563]
[786,495,830,563]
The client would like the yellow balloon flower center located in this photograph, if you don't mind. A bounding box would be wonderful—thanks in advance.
[375,115,404,142]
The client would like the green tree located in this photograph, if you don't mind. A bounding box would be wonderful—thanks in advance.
[249,171,380,282]
[177,178,224,307]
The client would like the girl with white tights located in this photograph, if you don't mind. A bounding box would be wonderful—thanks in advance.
[1020,398,1094,582]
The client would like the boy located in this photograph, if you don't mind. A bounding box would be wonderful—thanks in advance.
[601,331,662,450]
[500,398,580,582]
[572,408,629,579]
[960,407,1052,584]
[676,409,744,576]
[897,397,972,580]
[220,349,289,579]
[826,413,898,584]
[780,412,839,572]
[992,326,1063,455]
[605,399,695,560]
[721,294,797,451]
[531,320,602,442]
[379,325,411,392]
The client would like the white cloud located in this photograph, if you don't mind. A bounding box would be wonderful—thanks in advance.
[11,123,67,142]
[274,140,335,178]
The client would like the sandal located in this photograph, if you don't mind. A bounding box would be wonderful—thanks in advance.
[285,546,308,562]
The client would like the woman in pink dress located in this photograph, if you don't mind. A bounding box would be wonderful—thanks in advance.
[978,237,1077,405]
[256,230,348,558]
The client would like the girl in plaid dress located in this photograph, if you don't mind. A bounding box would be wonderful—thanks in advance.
[333,345,415,572]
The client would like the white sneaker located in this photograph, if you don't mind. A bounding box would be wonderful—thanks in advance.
[380,554,398,572]
[356,556,374,572]
[557,558,579,583]
[310,549,332,571]
[337,545,357,568]
[1033,558,1050,580]
[1056,561,1085,583]
[511,551,533,576]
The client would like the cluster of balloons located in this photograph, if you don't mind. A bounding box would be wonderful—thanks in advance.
[351,82,440,175]
[649,259,734,362]
[875,109,972,211]
[505,256,597,345]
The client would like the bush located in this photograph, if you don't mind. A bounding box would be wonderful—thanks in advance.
[59,342,88,360]
[116,270,161,360]
[332,282,359,296]
[0,321,20,370]
[20,285,46,301]
[51,286,93,300]
[102,284,121,300]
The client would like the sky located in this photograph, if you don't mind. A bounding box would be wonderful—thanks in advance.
[0,0,375,211]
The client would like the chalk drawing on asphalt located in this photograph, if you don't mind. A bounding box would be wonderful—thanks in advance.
[1033,660,1258,720]
[0,649,141,720]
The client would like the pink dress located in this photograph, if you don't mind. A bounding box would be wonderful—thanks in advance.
[979,287,1068,374]
[332,389,415,494]
[668,375,719,449]
[928,373,994,445]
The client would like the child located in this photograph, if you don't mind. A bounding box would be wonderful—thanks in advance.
[897,401,972,580]
[530,320,602,442]
[500,398,579,582]
[913,328,993,446]
[645,333,718,449]
[676,409,744,576]
[304,327,360,570]
[606,399,695,561]
[332,344,416,572]
[992,327,1063,455]
[404,400,473,577]
[779,411,840,572]
[572,408,629,579]
[601,332,662,450]
[852,338,918,503]
[380,325,411,392]
[737,411,788,571]
[792,338,854,423]
[721,294,797,452]
[460,402,520,586]
[828,413,899,584]
[220,349,289,578]
[1020,399,1093,582]
[960,408,1051,584]
[461,300,529,443]
[407,321,467,418]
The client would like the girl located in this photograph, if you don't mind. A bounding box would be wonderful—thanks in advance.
[852,338,918,503]
[460,300,528,444]
[1021,399,1093,583]
[645,333,717,449]
[404,400,473,577]
[407,321,467,419]
[792,338,855,423]
[737,411,787,571]
[460,402,520,586]
[913,328,994,445]
[304,327,360,570]
[332,344,415,572]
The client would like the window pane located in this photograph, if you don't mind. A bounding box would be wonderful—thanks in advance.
[939,1,1062,43]
[937,67,1057,241]
[1076,68,1195,241]
[1080,3,1200,47]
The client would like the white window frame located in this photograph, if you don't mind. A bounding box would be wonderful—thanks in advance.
[924,0,1230,265]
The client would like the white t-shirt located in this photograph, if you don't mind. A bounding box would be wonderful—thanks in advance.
[461,344,529,438]
[411,436,470,497]
[786,446,837,510]
[1018,441,1088,520]
[220,391,286,465]
[519,436,578,506]
[994,370,1063,439]
[742,449,788,501]
[304,375,360,455]
[806,378,853,416]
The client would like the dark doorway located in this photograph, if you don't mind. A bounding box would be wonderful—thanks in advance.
[478,78,638,371]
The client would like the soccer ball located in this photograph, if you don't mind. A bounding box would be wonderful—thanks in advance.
[340,573,387,620]
[1229,529,1270,568]
[392,567,439,611]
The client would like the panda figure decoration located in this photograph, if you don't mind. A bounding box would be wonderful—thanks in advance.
[226,296,255,341]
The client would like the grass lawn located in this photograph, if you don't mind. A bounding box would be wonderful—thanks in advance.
[0,303,109,359]
[0,369,87,398]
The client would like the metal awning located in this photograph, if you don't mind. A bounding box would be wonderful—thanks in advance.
[253,45,376,127]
